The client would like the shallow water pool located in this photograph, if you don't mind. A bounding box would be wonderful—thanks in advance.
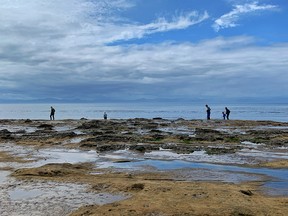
[99,159,288,196]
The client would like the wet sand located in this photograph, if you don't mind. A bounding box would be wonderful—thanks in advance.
[0,118,288,216]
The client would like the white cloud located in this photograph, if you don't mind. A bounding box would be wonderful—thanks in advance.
[136,11,209,36]
[0,0,208,50]
[0,1,207,73]
[0,0,210,100]
[213,1,277,31]
[80,11,209,44]
[1,33,288,100]
[0,0,287,101]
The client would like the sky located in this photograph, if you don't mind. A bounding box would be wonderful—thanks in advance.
[0,0,288,103]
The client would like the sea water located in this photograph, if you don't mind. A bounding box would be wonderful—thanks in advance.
[0,103,287,122]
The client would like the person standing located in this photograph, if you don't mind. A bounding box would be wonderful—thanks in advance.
[206,104,211,120]
[50,106,55,120]
[222,111,226,120]
[103,112,107,120]
[225,107,230,120]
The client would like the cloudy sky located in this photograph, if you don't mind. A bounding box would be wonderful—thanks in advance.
[0,0,287,103]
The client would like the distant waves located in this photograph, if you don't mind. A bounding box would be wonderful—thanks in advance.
[0,103,287,122]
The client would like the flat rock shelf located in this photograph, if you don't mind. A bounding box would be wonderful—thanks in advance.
[0,118,288,216]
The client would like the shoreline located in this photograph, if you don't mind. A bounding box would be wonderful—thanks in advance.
[1,102,288,122]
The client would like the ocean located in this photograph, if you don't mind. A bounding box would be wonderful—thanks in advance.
[0,103,287,122]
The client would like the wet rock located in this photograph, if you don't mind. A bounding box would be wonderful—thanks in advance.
[95,144,126,152]
[149,129,163,133]
[132,118,150,122]
[84,134,135,143]
[129,144,160,152]
[0,129,14,140]
[114,159,133,163]
[96,144,125,152]
[16,131,77,145]
[92,183,110,191]
[244,129,288,145]
[175,118,185,121]
[195,128,222,135]
[13,163,88,177]
[128,183,145,191]
[247,129,287,135]
[38,170,64,177]
[130,145,146,152]
[104,130,115,134]
[171,146,196,154]
[79,143,98,148]
[54,131,77,138]
[0,129,11,135]
[266,140,288,147]
[142,123,158,130]
[239,189,253,196]
[37,124,53,130]
[159,123,170,127]
[205,147,237,155]
[176,134,192,140]
[194,128,227,142]
[149,134,166,141]
[15,129,26,134]
[160,143,178,149]
[224,135,240,143]
[77,120,102,129]
[92,131,105,136]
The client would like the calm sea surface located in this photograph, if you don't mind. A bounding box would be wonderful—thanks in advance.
[0,103,287,122]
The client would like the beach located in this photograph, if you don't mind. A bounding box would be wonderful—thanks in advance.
[0,118,288,215]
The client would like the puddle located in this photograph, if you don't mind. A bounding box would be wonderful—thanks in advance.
[0,171,10,184]
[257,126,288,130]
[238,149,288,160]
[90,171,104,175]
[241,141,264,148]
[97,159,288,196]
[144,149,249,165]
[73,130,86,135]
[0,125,37,133]
[99,149,143,161]
[0,143,99,169]
[9,188,43,200]
[171,169,263,183]
[99,147,287,167]
[276,146,288,150]
[216,128,247,134]
[0,180,127,216]
[159,126,195,136]
[62,137,86,144]
[54,126,75,132]
[264,181,288,196]
[31,149,99,167]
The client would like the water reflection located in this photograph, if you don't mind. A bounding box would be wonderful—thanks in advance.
[99,159,288,196]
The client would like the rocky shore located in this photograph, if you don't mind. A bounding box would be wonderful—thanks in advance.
[0,118,288,215]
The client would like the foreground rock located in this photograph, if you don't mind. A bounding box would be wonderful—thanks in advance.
[0,119,288,216]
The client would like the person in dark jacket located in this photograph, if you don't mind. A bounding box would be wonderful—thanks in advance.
[225,107,230,120]
[50,106,55,120]
[206,104,211,120]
